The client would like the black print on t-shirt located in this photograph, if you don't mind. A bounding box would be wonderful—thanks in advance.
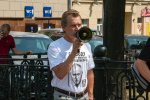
[82,79,86,87]
[71,63,83,87]
[76,52,85,56]
[74,52,87,62]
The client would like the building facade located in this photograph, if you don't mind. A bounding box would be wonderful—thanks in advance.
[125,1,150,36]
[0,0,67,32]
[0,0,150,36]
[72,0,150,36]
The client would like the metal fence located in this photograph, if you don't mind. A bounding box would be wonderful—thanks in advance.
[0,54,149,100]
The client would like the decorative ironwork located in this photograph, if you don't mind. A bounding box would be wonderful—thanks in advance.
[0,54,149,100]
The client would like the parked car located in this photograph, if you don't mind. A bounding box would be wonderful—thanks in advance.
[10,31,52,53]
[124,34,149,59]
[88,34,149,59]
[38,28,64,41]
[88,35,103,56]
[9,31,52,98]
[124,34,148,49]
[9,31,53,65]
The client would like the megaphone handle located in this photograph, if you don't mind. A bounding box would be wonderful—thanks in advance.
[77,49,80,53]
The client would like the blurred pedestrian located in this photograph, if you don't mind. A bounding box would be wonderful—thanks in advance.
[0,24,32,64]
[134,38,150,88]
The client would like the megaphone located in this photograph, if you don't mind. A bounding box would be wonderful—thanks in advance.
[76,26,93,43]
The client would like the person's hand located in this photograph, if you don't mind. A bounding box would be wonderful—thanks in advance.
[72,38,83,53]
[0,32,3,39]
[26,51,32,55]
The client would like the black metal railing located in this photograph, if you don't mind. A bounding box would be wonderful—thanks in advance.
[0,54,149,100]
[94,58,150,100]
[0,54,53,100]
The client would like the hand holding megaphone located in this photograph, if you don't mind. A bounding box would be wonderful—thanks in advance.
[72,38,83,53]
[73,27,92,53]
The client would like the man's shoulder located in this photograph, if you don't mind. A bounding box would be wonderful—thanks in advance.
[5,35,14,41]
[84,43,91,49]
[50,37,64,46]
[52,37,63,43]
[7,35,14,38]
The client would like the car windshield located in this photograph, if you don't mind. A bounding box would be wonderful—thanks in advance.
[126,36,148,47]
[14,37,51,53]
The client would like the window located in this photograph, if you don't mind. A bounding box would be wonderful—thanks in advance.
[82,19,89,27]
[97,19,103,35]
[137,17,142,23]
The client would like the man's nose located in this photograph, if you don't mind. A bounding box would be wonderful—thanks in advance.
[75,25,80,31]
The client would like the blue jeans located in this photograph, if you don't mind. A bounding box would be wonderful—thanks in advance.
[53,90,89,100]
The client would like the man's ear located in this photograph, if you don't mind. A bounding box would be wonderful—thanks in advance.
[61,26,65,32]
[61,25,65,29]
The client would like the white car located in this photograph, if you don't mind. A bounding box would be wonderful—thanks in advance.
[9,31,53,65]
[9,31,52,97]
[10,31,52,53]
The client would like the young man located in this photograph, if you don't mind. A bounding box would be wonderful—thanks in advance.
[48,9,95,100]
[0,24,32,64]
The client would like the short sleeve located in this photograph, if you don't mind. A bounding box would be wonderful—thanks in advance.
[10,35,16,49]
[47,43,63,70]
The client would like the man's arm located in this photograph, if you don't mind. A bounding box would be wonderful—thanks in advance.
[51,39,82,80]
[12,48,32,55]
[135,58,150,83]
[52,50,77,80]
[87,69,94,100]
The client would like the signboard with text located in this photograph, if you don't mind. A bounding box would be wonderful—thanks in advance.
[43,7,52,17]
[25,6,34,18]
[141,7,150,17]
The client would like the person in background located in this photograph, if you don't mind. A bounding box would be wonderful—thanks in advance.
[0,24,32,64]
[48,9,95,100]
[134,38,150,83]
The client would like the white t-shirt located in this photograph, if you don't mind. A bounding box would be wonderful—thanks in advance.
[47,37,95,93]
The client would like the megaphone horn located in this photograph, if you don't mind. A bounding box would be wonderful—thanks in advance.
[76,27,93,43]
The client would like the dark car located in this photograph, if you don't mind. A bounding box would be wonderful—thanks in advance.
[124,34,149,60]
[124,34,149,49]
[88,34,149,59]
[88,35,103,55]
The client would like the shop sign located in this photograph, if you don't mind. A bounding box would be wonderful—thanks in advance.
[25,6,34,18]
[141,7,150,17]
[43,7,52,17]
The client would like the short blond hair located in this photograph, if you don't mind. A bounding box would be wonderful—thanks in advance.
[61,9,81,27]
